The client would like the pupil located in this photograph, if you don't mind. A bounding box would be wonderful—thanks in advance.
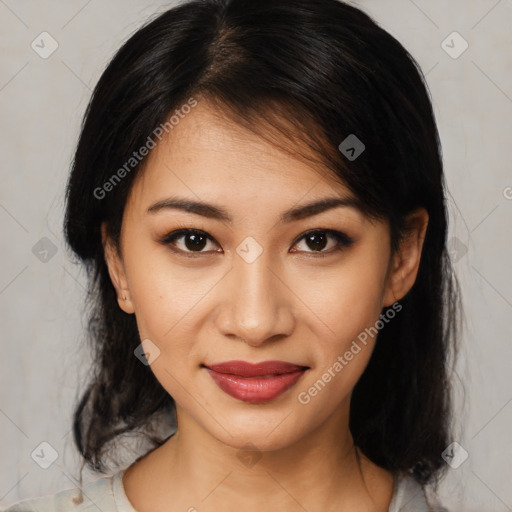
[185,233,207,251]
[307,232,327,251]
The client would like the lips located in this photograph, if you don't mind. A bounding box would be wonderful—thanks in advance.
[206,360,307,377]
[204,360,309,404]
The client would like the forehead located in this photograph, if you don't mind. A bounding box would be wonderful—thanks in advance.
[127,100,357,215]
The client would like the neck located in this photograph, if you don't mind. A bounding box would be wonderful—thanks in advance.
[123,403,394,512]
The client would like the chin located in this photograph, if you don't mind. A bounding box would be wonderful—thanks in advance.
[201,407,310,453]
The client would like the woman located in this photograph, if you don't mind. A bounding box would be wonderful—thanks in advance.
[4,0,460,510]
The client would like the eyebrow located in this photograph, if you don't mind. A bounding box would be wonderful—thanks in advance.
[147,195,364,224]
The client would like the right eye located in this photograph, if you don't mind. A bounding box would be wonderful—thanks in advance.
[160,229,222,255]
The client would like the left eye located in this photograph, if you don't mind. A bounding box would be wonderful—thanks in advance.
[291,229,354,254]
[161,228,354,255]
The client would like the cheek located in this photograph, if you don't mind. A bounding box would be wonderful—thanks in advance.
[122,233,210,340]
[297,252,387,338]
[123,248,210,399]
[292,248,389,390]
[292,264,387,412]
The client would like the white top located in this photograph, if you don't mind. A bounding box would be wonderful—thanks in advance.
[2,469,436,511]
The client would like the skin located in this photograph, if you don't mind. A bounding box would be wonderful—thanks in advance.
[102,100,429,512]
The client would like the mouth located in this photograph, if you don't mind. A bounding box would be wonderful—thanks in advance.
[202,360,309,404]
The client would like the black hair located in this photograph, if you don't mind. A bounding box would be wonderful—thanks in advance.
[64,0,461,489]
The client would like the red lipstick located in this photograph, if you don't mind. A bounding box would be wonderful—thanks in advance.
[204,360,308,404]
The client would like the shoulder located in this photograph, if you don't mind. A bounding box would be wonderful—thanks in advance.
[388,475,449,512]
[1,472,121,512]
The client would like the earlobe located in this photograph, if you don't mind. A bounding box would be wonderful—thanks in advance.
[101,223,135,314]
[383,207,429,307]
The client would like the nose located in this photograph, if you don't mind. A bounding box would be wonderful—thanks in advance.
[214,251,295,347]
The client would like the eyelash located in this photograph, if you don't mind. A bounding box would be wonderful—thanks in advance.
[160,227,354,258]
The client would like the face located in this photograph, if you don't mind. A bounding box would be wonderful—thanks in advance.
[103,101,428,452]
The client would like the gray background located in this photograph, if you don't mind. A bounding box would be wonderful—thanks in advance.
[1,0,511,510]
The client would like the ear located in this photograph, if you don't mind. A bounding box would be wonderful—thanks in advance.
[101,222,135,314]
[383,207,429,307]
